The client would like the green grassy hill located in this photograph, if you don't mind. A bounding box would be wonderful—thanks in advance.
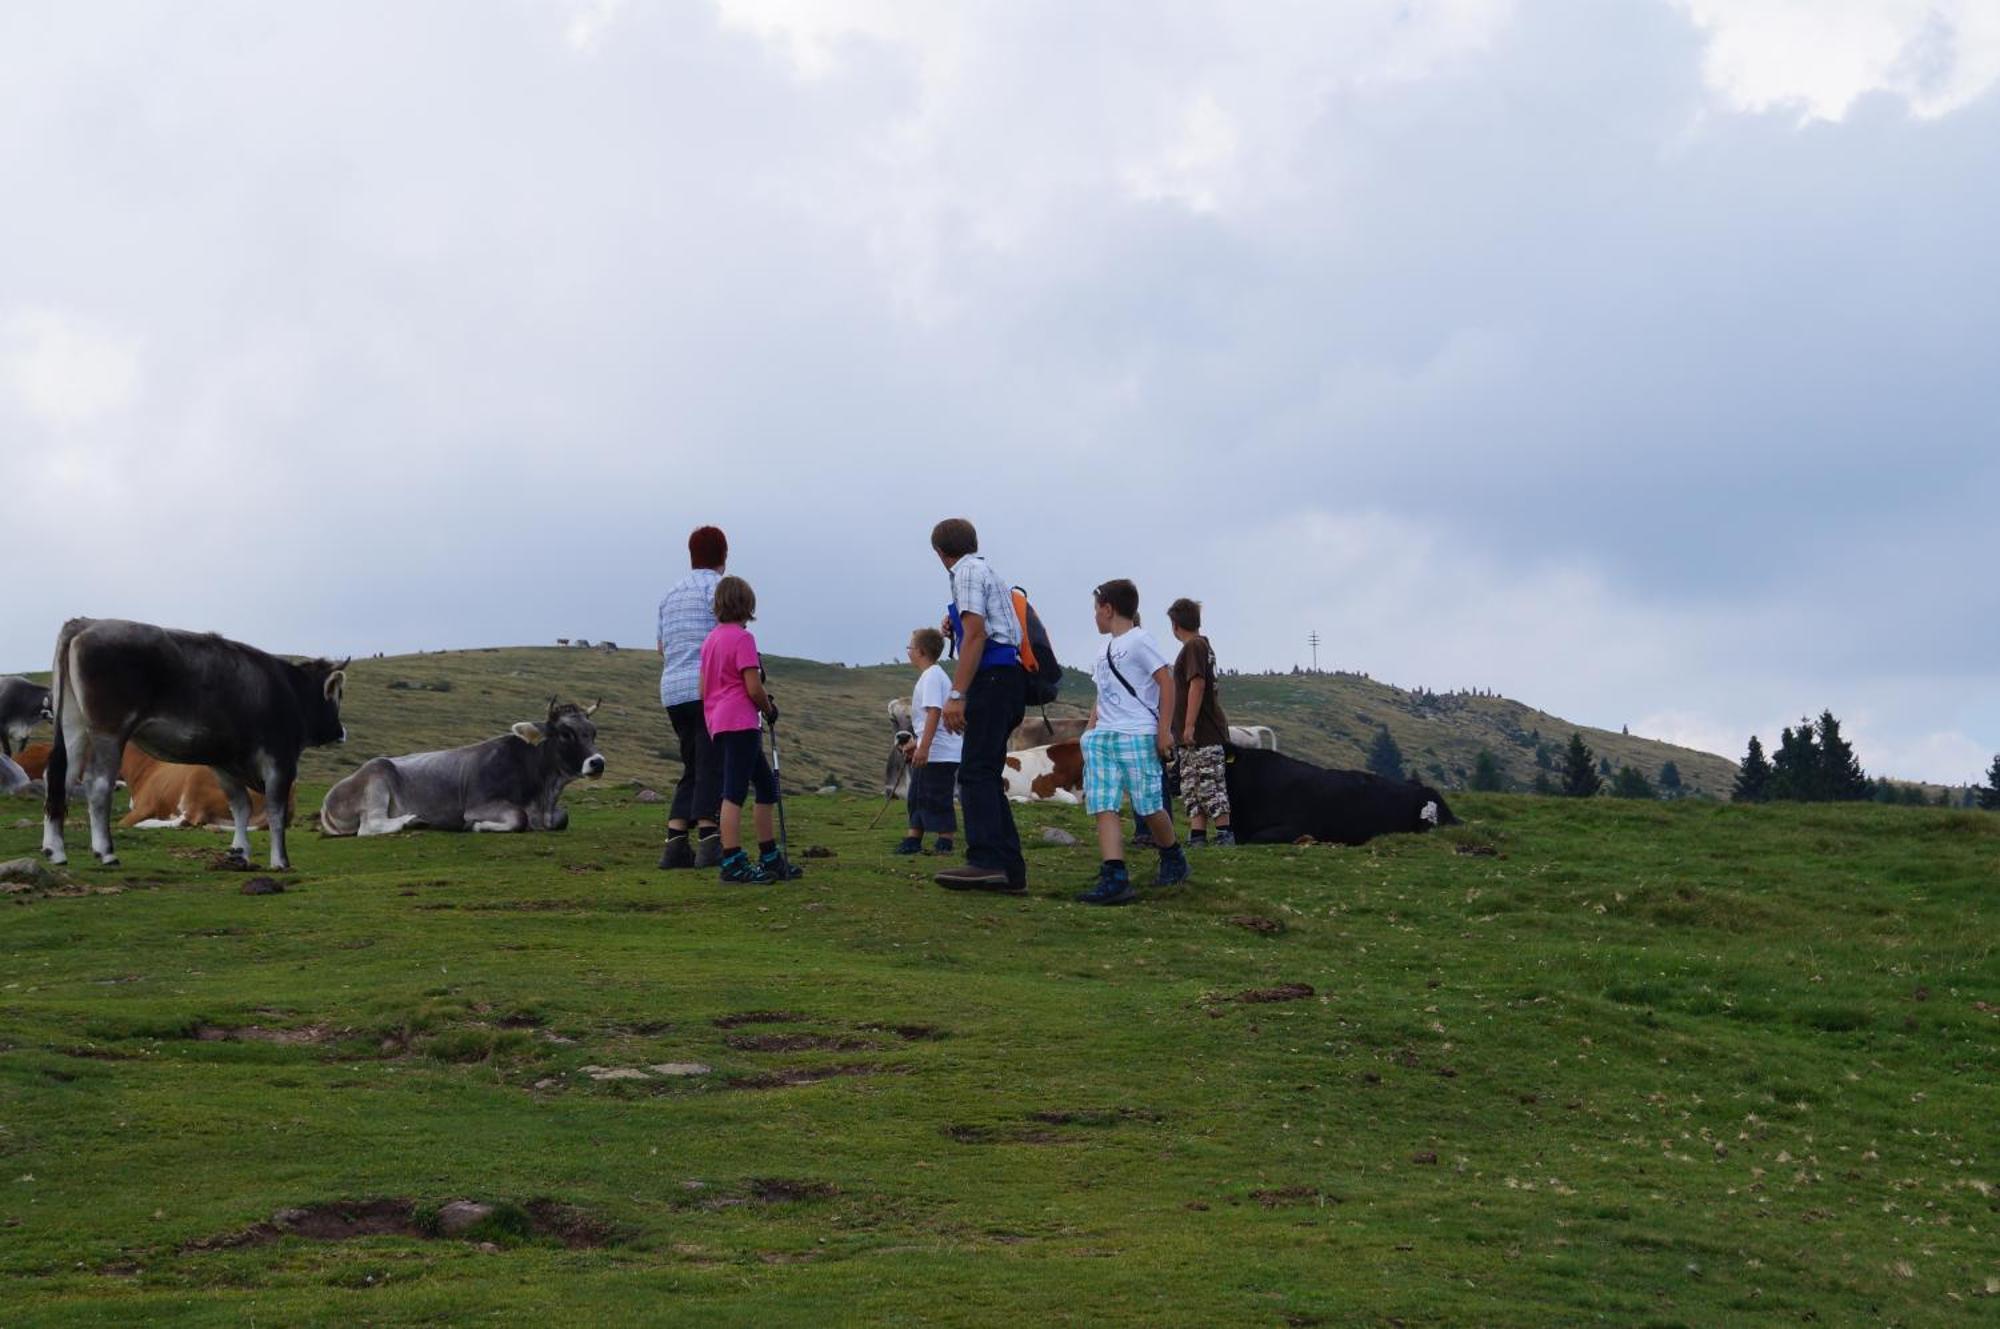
[1,791,1993,1324]
[284,646,1733,798]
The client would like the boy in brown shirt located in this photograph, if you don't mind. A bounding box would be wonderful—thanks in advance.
[1167,598,1233,846]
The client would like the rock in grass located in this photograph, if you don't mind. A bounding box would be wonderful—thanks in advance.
[436,1200,495,1236]
[648,1062,712,1077]
[0,857,65,890]
[241,877,285,895]
[1039,826,1079,846]
[634,788,663,804]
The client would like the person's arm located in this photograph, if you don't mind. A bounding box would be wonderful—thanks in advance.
[742,667,773,718]
[1152,666,1175,758]
[942,611,984,734]
[1182,676,1205,746]
[914,708,940,766]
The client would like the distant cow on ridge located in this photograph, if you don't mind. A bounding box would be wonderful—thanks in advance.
[320,698,604,836]
[41,618,347,869]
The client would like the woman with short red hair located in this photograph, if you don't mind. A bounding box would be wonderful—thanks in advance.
[656,525,728,869]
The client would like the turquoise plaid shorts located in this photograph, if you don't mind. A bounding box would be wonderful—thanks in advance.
[1082,728,1165,817]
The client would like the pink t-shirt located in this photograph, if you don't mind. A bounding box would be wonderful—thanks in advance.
[700,623,764,734]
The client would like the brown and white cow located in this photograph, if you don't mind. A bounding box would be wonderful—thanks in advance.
[1003,740,1084,803]
[15,742,288,828]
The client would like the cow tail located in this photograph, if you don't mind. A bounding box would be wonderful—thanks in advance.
[44,619,83,828]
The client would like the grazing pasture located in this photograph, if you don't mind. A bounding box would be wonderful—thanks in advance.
[1,787,1994,1325]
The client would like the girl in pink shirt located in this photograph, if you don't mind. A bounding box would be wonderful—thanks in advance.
[698,576,800,883]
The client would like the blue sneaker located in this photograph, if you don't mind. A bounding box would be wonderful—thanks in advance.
[761,849,805,881]
[719,850,774,885]
[893,837,924,855]
[1155,842,1191,888]
[1075,863,1137,906]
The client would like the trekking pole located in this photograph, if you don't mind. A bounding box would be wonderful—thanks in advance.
[765,709,795,880]
[866,791,897,831]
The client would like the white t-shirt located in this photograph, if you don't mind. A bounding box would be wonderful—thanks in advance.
[1091,627,1171,735]
[911,663,964,762]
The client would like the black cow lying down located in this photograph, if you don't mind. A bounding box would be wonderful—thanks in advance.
[1223,747,1455,846]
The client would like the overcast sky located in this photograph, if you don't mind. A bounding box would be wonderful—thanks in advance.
[5,1,1996,782]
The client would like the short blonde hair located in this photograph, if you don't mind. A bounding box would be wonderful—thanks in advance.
[910,627,945,661]
[713,575,757,625]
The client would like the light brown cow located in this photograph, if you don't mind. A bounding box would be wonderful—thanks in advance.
[13,742,288,829]
[1003,740,1084,803]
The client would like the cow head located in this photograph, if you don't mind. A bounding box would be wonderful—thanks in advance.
[295,659,348,745]
[513,698,604,779]
[882,698,916,798]
[3,683,50,755]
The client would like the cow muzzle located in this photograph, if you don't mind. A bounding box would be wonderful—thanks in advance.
[582,754,605,779]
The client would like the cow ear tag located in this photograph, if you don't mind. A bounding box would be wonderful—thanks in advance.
[512,722,545,746]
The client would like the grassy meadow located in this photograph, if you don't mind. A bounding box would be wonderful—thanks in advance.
[2,768,1995,1323]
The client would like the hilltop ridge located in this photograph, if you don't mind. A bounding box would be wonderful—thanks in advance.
[282,646,1735,796]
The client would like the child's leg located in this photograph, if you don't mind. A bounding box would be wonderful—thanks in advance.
[1095,811,1124,860]
[1142,808,1177,848]
[753,800,775,844]
[716,732,751,852]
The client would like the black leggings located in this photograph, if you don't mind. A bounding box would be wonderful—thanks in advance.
[715,729,778,807]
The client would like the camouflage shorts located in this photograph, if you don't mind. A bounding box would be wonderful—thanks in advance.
[1172,744,1231,819]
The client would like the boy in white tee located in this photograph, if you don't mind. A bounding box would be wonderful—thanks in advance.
[896,627,962,855]
[1077,579,1190,906]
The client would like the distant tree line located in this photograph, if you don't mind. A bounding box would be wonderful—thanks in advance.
[1731,712,2000,809]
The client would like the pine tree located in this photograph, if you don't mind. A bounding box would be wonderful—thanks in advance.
[1733,736,1772,803]
[1768,719,1817,801]
[1981,755,2000,811]
[1658,761,1683,799]
[1532,770,1555,795]
[1366,727,1405,781]
[1562,733,1601,798]
[1470,749,1504,792]
[1611,766,1654,799]
[1814,710,1869,801]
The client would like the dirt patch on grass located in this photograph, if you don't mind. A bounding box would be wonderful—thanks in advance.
[944,1123,1065,1145]
[1027,1107,1163,1127]
[1234,983,1315,1004]
[726,1062,892,1090]
[725,1032,880,1053]
[1227,915,1284,935]
[187,1198,614,1251]
[748,1178,840,1203]
[713,1010,812,1029]
[1249,1185,1341,1208]
[857,1022,945,1041]
[193,1024,332,1046]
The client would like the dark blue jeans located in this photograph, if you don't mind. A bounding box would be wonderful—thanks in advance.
[959,665,1026,884]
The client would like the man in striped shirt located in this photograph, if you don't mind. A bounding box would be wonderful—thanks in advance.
[930,517,1029,894]
[656,526,727,869]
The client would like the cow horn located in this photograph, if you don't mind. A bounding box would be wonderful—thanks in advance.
[335,656,352,672]
[584,698,600,717]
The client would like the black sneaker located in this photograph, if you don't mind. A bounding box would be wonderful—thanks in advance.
[1075,864,1137,906]
[1155,842,1191,888]
[694,834,722,869]
[931,836,955,855]
[761,850,805,881]
[1211,828,1236,847]
[657,835,695,870]
[892,837,924,855]
[718,850,773,885]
